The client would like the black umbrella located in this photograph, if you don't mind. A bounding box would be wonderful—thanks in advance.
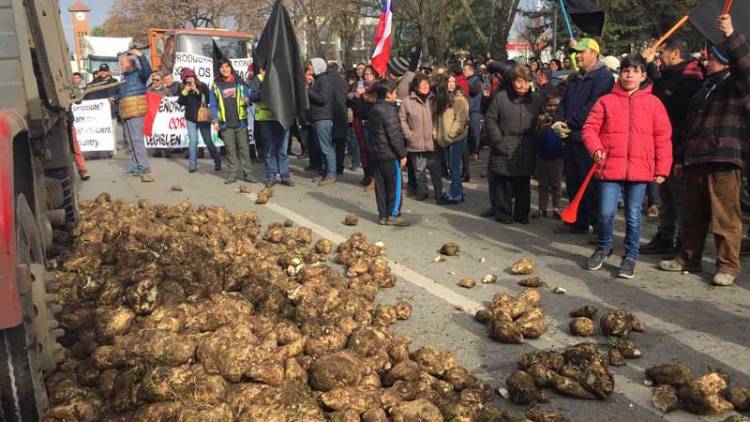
[562,0,606,37]
[689,0,750,45]
[255,0,309,130]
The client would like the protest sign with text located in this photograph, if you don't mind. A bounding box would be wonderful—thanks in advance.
[145,96,223,148]
[72,99,115,152]
[173,52,214,86]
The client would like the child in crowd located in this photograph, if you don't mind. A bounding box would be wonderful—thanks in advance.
[533,93,564,219]
[582,54,672,279]
[368,80,409,226]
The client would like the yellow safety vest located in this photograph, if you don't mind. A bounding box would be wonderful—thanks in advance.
[212,81,247,122]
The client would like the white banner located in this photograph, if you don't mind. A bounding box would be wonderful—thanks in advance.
[173,52,214,87]
[72,99,115,152]
[231,58,254,81]
[144,96,224,149]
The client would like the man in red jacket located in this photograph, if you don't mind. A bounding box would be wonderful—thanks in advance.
[659,14,750,286]
[582,54,672,279]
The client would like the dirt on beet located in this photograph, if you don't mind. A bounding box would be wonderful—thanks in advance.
[44,194,515,421]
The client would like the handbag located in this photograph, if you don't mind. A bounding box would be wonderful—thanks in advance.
[196,92,212,123]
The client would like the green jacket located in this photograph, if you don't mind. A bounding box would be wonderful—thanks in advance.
[248,74,275,122]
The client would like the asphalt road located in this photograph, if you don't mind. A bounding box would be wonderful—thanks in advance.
[77,151,750,422]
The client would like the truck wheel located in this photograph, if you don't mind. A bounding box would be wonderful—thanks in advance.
[0,195,60,421]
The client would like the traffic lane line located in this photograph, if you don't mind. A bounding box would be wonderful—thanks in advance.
[241,191,739,422]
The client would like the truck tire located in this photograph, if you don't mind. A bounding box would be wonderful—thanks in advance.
[0,195,57,421]
[0,322,45,422]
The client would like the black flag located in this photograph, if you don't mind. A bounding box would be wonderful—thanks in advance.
[212,41,227,77]
[563,0,606,37]
[689,0,750,45]
[254,0,309,130]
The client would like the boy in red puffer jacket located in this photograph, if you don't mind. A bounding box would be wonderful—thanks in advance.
[582,54,672,279]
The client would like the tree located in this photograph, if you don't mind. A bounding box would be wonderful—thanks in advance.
[90,25,106,37]
[518,6,552,58]
[494,0,523,59]
[100,0,238,43]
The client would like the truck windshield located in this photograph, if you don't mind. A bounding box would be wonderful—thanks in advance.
[177,35,247,59]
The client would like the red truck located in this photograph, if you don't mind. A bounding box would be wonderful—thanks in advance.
[1,0,80,420]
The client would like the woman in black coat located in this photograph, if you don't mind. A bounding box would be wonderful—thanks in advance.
[177,69,221,172]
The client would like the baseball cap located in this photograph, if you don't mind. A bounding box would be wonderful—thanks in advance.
[709,45,730,65]
[98,63,110,72]
[571,38,601,54]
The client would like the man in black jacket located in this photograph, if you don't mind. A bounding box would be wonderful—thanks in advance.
[85,63,120,155]
[328,63,350,175]
[369,80,409,226]
[640,38,705,256]
[553,38,615,234]
[308,57,338,186]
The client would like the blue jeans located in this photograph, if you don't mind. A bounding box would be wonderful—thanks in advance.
[187,121,220,169]
[597,181,647,261]
[446,139,466,201]
[313,120,336,177]
[259,121,291,182]
[346,126,361,168]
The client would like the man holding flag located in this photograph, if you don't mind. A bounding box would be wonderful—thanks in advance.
[659,13,750,287]
[253,0,309,184]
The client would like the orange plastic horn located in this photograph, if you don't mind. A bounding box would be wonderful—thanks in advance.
[560,164,598,224]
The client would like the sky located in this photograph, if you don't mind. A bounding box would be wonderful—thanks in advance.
[59,0,540,52]
[60,0,115,51]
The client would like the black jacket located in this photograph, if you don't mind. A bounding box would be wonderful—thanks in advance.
[368,100,407,162]
[330,74,350,139]
[486,89,544,176]
[308,71,338,121]
[348,94,374,122]
[554,62,615,143]
[648,59,705,152]
[84,75,119,117]
[177,82,211,123]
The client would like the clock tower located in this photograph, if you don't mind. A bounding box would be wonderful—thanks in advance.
[67,1,90,66]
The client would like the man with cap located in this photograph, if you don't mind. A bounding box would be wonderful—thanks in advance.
[308,57,339,186]
[387,57,415,100]
[659,14,750,286]
[552,38,615,235]
[85,63,121,155]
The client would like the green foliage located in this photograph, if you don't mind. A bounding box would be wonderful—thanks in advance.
[90,25,106,37]
[598,0,702,55]
[453,0,498,54]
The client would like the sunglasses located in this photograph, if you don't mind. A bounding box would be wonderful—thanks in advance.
[152,78,161,82]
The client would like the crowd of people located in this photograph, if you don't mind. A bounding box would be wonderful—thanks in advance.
[71,13,748,286]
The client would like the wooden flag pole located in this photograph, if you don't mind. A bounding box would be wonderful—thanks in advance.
[722,0,734,15]
[645,15,689,59]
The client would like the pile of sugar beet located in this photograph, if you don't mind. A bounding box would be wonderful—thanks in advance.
[44,194,515,421]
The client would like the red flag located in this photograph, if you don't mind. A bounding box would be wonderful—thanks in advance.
[143,91,163,137]
[371,0,393,77]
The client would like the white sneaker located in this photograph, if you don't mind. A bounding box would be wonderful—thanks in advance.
[712,272,735,286]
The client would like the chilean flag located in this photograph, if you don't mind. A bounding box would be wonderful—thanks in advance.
[371,0,393,77]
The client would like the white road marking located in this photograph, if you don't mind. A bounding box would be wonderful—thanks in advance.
[243,192,740,422]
